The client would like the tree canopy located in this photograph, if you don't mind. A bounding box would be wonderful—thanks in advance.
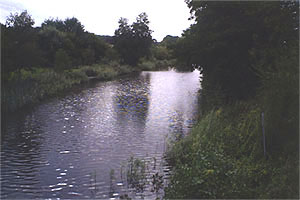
[113,12,153,66]
[1,11,110,73]
[173,1,299,104]
[5,10,34,29]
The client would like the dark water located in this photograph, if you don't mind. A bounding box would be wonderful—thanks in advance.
[1,70,200,199]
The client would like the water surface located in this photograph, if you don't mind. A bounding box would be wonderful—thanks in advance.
[1,70,200,199]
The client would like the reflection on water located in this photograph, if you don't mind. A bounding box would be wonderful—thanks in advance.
[1,70,200,199]
[113,73,150,136]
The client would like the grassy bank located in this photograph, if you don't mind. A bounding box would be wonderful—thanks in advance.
[165,102,299,199]
[1,62,141,113]
[1,58,173,113]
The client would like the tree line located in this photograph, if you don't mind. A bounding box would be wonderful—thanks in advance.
[1,10,168,75]
[1,10,177,112]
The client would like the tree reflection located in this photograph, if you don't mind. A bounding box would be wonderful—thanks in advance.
[113,73,151,130]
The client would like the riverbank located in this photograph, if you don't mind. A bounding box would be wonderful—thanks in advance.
[1,63,127,113]
[164,101,299,199]
[1,59,172,113]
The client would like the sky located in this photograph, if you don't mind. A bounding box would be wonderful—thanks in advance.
[0,0,194,41]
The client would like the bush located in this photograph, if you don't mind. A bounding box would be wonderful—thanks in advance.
[257,46,299,155]
[165,103,299,199]
[54,49,71,71]
[137,58,171,71]
[138,58,156,71]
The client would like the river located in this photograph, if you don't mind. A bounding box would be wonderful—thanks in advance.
[1,69,200,199]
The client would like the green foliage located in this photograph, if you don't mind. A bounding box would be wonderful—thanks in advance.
[2,68,73,112]
[1,60,139,113]
[2,10,110,73]
[137,58,172,71]
[54,49,71,70]
[39,19,109,68]
[2,9,159,79]
[165,2,299,199]
[174,1,298,105]
[138,58,156,71]
[165,103,299,199]
[5,10,34,29]
[126,156,147,192]
[2,11,44,73]
[151,45,171,61]
[42,17,84,34]
[114,13,153,66]
[256,44,299,155]
[160,35,179,48]
[103,47,120,63]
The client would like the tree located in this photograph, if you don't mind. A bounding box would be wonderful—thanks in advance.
[113,13,153,66]
[41,17,84,35]
[38,26,67,67]
[63,17,85,35]
[85,33,108,63]
[161,35,179,48]
[5,10,34,29]
[151,45,171,60]
[175,1,298,106]
[40,17,108,68]
[176,1,299,154]
[54,49,71,70]
[2,10,43,73]
[132,13,153,59]
[2,10,110,73]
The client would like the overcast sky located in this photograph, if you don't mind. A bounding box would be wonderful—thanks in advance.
[0,0,194,41]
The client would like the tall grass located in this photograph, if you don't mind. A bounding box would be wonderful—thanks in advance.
[1,62,139,112]
[2,68,81,112]
[165,103,299,199]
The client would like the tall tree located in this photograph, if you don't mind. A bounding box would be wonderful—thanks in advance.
[5,10,34,29]
[40,17,108,68]
[175,1,298,106]
[2,10,43,73]
[114,13,153,66]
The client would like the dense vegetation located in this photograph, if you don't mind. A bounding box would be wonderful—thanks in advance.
[1,2,298,198]
[1,11,174,112]
[165,1,299,199]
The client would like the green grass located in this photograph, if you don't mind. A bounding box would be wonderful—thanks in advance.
[1,57,175,112]
[165,102,299,199]
[1,62,140,112]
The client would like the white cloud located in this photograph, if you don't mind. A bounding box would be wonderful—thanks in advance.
[0,0,193,41]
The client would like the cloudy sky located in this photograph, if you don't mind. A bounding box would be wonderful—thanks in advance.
[0,0,194,41]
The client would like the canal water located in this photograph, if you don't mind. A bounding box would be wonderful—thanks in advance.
[1,70,200,199]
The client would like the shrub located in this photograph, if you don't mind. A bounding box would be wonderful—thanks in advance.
[165,103,299,199]
[138,58,156,71]
[257,46,299,155]
[54,49,71,71]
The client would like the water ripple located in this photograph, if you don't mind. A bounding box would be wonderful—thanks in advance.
[1,70,200,199]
